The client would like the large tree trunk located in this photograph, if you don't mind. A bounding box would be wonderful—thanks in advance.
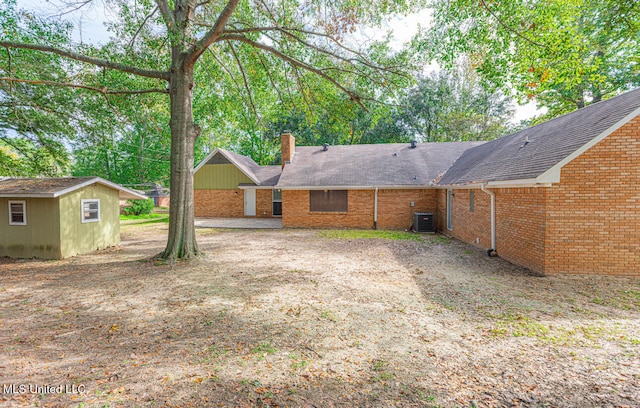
[160,55,200,260]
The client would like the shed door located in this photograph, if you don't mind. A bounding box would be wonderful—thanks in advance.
[244,189,256,216]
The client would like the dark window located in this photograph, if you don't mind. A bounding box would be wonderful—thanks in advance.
[310,190,348,212]
[469,191,475,213]
[272,189,283,216]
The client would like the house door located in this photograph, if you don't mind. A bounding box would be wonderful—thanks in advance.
[244,189,256,216]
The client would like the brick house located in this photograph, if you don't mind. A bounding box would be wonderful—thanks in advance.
[194,148,282,218]
[193,135,481,229]
[436,88,640,276]
[194,88,640,275]
[276,135,481,229]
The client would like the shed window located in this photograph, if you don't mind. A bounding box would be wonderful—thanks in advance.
[8,201,26,225]
[310,190,347,212]
[81,199,100,223]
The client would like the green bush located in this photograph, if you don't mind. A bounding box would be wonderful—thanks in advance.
[123,198,155,216]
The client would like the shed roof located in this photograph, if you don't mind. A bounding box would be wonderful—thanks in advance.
[0,177,148,200]
[195,148,281,186]
[276,142,483,188]
[439,88,640,185]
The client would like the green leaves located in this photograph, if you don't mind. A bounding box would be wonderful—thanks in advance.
[423,0,640,116]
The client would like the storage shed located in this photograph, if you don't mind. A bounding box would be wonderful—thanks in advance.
[0,177,146,259]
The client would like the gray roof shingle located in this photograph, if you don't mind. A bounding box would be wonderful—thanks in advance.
[0,177,147,199]
[439,88,640,185]
[277,142,483,187]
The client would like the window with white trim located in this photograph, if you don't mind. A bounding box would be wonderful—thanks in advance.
[8,201,26,225]
[81,199,100,223]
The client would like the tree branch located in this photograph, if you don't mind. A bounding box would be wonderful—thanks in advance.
[479,0,547,48]
[155,0,176,31]
[219,34,365,109]
[129,6,159,48]
[190,0,240,62]
[0,77,169,94]
[0,41,170,80]
[226,41,260,124]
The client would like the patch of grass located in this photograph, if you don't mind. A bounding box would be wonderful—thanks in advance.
[251,342,277,355]
[290,359,309,370]
[320,310,338,322]
[591,290,640,311]
[196,228,222,235]
[120,214,169,226]
[120,213,167,221]
[431,235,450,244]
[318,230,422,241]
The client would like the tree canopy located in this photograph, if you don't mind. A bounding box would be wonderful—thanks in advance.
[1,0,425,259]
[423,0,640,118]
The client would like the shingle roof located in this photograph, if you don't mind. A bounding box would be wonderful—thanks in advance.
[196,148,281,186]
[0,177,147,199]
[439,88,640,185]
[276,142,483,187]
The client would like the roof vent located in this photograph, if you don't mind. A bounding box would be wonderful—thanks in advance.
[322,143,329,151]
[410,140,417,149]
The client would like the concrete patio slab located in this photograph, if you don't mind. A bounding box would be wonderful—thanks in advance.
[195,217,282,229]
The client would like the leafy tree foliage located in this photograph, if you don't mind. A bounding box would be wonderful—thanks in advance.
[389,64,514,142]
[122,198,155,216]
[424,0,640,117]
[246,64,513,157]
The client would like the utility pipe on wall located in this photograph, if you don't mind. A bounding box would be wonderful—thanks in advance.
[374,187,379,230]
[481,184,497,256]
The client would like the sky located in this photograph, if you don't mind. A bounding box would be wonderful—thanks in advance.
[15,0,540,122]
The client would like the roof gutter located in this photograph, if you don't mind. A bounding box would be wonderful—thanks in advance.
[480,184,497,257]
[275,185,435,190]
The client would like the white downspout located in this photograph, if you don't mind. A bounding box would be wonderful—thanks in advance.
[481,184,497,256]
[374,187,378,230]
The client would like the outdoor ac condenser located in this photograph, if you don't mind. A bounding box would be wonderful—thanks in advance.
[413,212,435,233]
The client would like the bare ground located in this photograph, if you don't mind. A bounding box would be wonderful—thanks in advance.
[1,222,639,407]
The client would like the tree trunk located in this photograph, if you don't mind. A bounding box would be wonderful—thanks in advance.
[160,55,200,260]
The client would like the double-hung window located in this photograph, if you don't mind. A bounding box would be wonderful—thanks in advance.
[8,201,26,225]
[81,199,100,223]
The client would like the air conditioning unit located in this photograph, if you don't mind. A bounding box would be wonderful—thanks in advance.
[414,212,435,233]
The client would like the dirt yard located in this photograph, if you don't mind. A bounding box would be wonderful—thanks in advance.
[1,222,639,407]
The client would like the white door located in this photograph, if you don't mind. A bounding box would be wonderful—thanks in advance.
[244,189,256,216]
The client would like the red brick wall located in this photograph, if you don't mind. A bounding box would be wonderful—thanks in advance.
[195,189,275,218]
[281,133,295,167]
[377,189,437,230]
[282,189,435,229]
[282,190,374,228]
[545,116,640,276]
[436,188,546,274]
[495,188,547,274]
[194,189,244,217]
[256,189,274,218]
[435,189,447,232]
[447,189,493,249]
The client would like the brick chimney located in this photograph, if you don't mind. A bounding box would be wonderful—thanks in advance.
[281,131,295,168]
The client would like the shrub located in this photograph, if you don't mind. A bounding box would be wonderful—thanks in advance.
[123,198,155,216]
